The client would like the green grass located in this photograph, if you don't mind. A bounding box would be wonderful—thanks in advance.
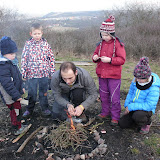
[144,134,160,156]
[130,148,140,154]
[55,56,160,93]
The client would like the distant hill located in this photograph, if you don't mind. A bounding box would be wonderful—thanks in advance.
[37,10,108,30]
[43,10,106,19]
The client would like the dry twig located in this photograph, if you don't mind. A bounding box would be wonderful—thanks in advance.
[12,124,32,143]
[17,126,43,153]
[89,121,104,133]
[45,121,89,151]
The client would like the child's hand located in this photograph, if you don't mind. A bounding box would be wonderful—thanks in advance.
[22,88,25,94]
[17,98,22,101]
[100,56,111,63]
[93,55,99,61]
[124,107,129,115]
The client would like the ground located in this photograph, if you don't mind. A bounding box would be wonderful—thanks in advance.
[0,91,160,160]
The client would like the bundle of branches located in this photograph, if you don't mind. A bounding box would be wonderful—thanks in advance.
[45,121,89,151]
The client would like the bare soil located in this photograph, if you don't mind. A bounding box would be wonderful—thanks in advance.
[0,91,160,160]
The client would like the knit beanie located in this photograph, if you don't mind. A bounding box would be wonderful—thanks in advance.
[0,36,17,55]
[100,15,115,35]
[134,57,151,79]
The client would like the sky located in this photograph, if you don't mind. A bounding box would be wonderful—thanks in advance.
[0,0,159,16]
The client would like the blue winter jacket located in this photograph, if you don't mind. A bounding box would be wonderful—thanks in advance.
[0,54,24,102]
[124,73,160,114]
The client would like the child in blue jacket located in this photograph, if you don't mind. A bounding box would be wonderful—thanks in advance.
[119,57,160,134]
[0,36,27,135]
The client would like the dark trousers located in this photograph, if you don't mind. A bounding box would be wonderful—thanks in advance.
[52,88,85,120]
[119,110,152,129]
[26,77,49,112]
[7,101,22,129]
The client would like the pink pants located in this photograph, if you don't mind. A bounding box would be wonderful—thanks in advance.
[99,78,121,120]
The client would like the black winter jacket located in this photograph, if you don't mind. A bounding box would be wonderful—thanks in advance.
[0,56,23,102]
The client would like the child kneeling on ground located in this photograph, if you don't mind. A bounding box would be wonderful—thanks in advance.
[119,57,160,134]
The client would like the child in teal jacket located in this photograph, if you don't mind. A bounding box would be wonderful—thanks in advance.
[119,57,160,134]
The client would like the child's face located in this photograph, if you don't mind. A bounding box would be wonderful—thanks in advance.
[101,32,112,42]
[30,29,43,41]
[3,53,16,60]
[136,78,148,83]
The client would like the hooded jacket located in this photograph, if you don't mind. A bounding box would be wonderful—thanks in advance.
[124,73,160,114]
[21,38,55,79]
[0,54,23,103]
[92,38,126,79]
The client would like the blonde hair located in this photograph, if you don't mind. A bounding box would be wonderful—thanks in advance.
[30,23,43,32]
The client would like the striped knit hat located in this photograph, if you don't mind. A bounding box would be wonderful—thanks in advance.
[134,57,151,79]
[100,15,115,34]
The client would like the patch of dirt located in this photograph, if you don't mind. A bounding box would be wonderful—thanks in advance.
[0,92,160,160]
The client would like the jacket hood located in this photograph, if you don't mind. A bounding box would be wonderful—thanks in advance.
[0,53,18,65]
[0,53,9,62]
[151,72,160,87]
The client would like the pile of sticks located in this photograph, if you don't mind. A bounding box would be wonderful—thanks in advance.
[45,121,89,151]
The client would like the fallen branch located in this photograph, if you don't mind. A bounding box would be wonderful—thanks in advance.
[89,121,104,134]
[83,117,96,127]
[17,126,43,153]
[12,124,32,143]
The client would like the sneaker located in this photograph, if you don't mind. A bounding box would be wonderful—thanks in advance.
[14,125,28,136]
[96,114,111,120]
[139,123,152,134]
[23,110,31,118]
[41,109,51,117]
[110,119,118,126]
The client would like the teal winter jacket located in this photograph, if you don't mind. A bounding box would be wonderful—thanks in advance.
[124,73,160,114]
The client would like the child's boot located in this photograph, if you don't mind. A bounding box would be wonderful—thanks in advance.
[14,124,28,136]
[110,119,118,126]
[139,123,152,134]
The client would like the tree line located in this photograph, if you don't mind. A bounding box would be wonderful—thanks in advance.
[0,3,160,61]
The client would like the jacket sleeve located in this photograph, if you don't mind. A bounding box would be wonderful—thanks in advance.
[51,72,70,108]
[124,81,134,108]
[21,42,29,79]
[128,86,159,112]
[111,41,126,66]
[47,42,55,78]
[80,70,98,109]
[0,67,21,101]
[92,44,101,63]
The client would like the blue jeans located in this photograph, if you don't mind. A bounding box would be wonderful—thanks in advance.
[52,88,85,120]
[26,77,49,112]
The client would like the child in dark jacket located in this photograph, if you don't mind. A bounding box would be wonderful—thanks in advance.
[92,15,126,126]
[0,36,27,135]
[119,57,160,134]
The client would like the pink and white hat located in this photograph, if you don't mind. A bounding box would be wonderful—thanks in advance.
[100,15,115,34]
